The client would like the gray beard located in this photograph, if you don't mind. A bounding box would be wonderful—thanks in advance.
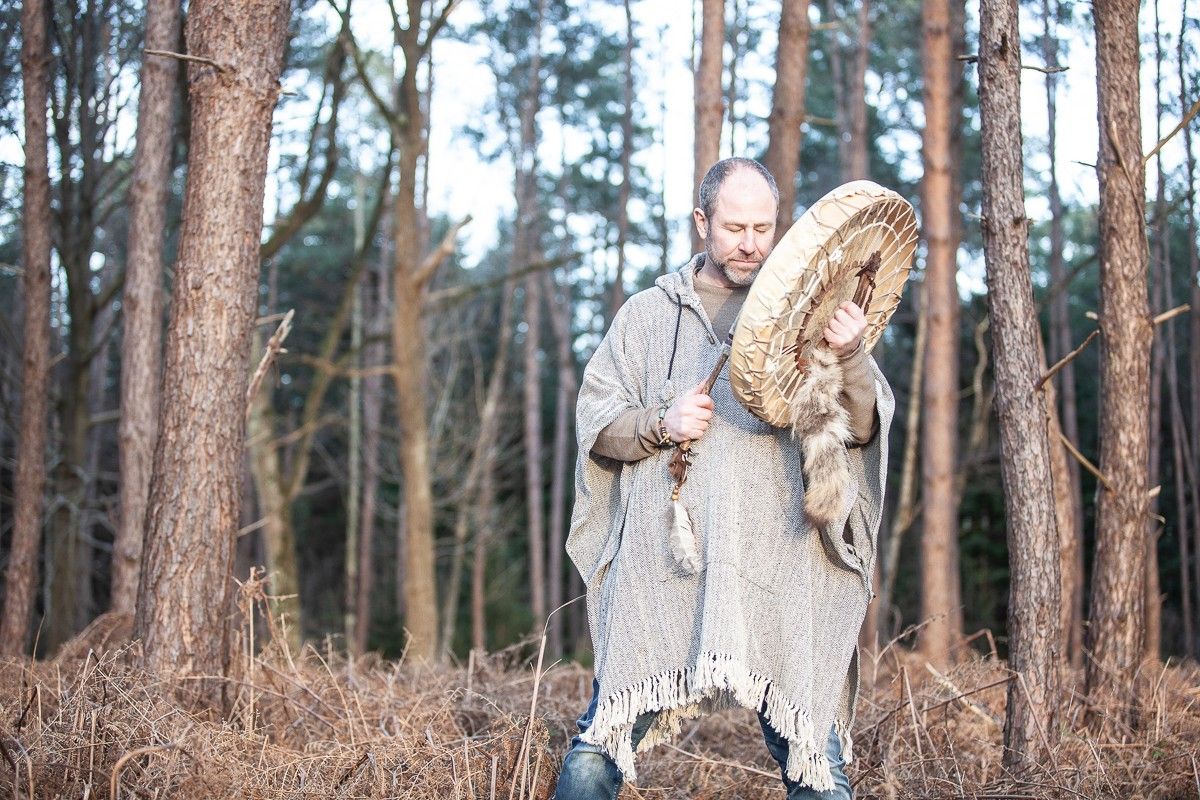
[704,249,760,287]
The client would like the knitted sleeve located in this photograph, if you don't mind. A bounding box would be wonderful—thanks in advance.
[839,342,878,445]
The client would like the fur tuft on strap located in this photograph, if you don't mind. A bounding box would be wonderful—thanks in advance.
[788,347,852,530]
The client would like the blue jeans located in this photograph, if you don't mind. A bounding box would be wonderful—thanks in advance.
[553,679,853,799]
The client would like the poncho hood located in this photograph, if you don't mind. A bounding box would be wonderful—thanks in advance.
[566,258,895,791]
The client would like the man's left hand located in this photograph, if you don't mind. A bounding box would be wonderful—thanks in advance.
[823,301,867,357]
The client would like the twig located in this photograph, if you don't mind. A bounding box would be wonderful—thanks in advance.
[1057,428,1113,492]
[246,309,295,418]
[1152,302,1190,326]
[923,662,1000,726]
[660,742,779,780]
[110,743,175,798]
[1036,329,1099,390]
[1021,63,1069,74]
[144,48,225,72]
[953,53,1066,74]
[1144,95,1200,165]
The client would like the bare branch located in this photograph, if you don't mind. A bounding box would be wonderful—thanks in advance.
[1036,329,1099,391]
[425,253,574,308]
[413,214,472,288]
[420,0,462,55]
[1143,95,1200,166]
[246,309,295,418]
[144,48,225,72]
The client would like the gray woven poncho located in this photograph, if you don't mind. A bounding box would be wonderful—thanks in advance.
[566,259,896,790]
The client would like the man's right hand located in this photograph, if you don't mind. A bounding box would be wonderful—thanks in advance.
[663,381,714,442]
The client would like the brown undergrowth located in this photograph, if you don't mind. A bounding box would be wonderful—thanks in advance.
[1,591,1198,799]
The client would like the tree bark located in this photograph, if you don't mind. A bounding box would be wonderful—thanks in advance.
[519,0,549,635]
[693,0,725,253]
[544,269,577,657]
[978,0,1062,768]
[763,0,811,238]
[0,0,52,657]
[844,0,871,181]
[135,0,289,696]
[1040,0,1085,669]
[1143,0,1168,663]
[1086,0,1151,727]
[1181,0,1200,657]
[355,199,391,655]
[917,0,964,668]
[610,0,634,319]
[112,0,180,617]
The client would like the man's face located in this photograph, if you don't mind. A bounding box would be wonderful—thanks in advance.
[693,169,778,288]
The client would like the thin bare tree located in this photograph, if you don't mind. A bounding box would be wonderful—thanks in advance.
[693,0,725,253]
[0,0,52,657]
[917,0,965,668]
[763,0,811,238]
[112,0,180,617]
[1086,0,1151,726]
[342,0,467,661]
[978,0,1062,768]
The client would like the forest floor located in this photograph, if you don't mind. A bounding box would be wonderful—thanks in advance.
[1,608,1198,799]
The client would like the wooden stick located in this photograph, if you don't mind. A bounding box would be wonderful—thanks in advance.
[1152,302,1191,326]
[144,48,225,71]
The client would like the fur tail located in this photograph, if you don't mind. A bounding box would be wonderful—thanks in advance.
[788,347,852,530]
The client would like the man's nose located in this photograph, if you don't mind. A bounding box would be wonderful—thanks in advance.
[740,229,756,253]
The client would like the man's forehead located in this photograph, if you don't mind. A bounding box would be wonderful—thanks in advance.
[712,169,777,221]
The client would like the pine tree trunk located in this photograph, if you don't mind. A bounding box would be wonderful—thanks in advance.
[845,0,871,181]
[246,338,303,652]
[693,0,725,253]
[544,270,576,657]
[1040,0,1085,668]
[135,0,289,696]
[1180,0,1200,658]
[978,0,1062,768]
[763,0,811,237]
[112,0,179,617]
[1086,0,1151,727]
[355,215,390,655]
[610,0,634,318]
[918,0,964,668]
[0,0,52,657]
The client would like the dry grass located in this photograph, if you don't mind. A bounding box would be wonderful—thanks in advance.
[1,590,1198,799]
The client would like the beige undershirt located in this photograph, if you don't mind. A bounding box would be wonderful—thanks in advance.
[593,273,879,462]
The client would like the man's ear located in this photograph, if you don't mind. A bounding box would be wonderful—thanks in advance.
[692,208,708,241]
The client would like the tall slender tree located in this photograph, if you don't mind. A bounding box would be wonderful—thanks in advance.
[917,0,964,668]
[978,0,1061,767]
[1039,0,1084,668]
[1086,0,1151,725]
[693,0,724,253]
[0,0,52,656]
[763,0,811,237]
[135,0,290,693]
[342,0,467,661]
[111,0,180,616]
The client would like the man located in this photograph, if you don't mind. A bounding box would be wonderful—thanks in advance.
[554,158,893,799]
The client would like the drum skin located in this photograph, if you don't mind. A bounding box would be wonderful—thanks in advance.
[730,180,918,428]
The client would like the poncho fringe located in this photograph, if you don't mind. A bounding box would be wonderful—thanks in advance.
[579,650,853,791]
